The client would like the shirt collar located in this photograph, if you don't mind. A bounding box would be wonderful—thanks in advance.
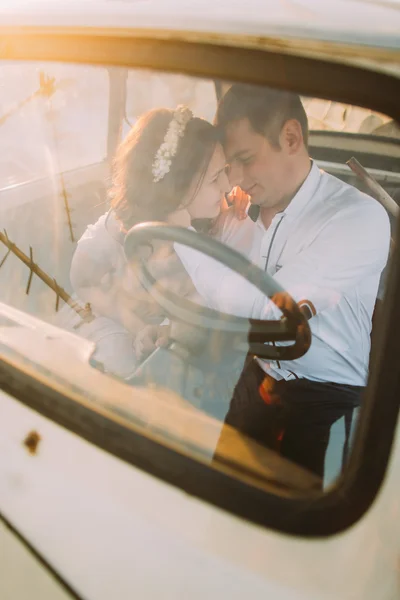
[256,160,321,229]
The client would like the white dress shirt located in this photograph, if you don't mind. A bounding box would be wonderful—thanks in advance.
[175,162,391,386]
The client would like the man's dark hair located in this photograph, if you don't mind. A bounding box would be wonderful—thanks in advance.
[215,84,309,149]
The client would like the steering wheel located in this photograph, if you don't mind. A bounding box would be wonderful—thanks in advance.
[124,222,311,361]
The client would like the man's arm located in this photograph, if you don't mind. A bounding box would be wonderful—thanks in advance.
[175,200,390,320]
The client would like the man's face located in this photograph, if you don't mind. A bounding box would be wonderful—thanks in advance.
[224,118,293,210]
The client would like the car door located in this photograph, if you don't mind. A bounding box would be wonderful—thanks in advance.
[0,19,399,600]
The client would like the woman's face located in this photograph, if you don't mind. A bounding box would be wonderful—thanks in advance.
[186,143,231,220]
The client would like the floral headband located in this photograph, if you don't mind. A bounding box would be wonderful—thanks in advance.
[152,105,193,183]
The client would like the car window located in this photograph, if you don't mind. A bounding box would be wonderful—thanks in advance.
[0,62,108,189]
[0,60,398,513]
[303,97,400,137]
[124,69,217,136]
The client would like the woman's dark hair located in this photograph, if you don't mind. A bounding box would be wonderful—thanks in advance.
[110,108,219,230]
[215,84,309,150]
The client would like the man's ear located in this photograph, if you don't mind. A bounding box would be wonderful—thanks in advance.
[280,119,304,155]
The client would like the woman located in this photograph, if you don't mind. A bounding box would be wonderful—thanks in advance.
[67,106,231,377]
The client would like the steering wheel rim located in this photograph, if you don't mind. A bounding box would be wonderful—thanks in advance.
[124,222,311,361]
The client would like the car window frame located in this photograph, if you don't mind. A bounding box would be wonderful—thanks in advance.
[0,29,399,537]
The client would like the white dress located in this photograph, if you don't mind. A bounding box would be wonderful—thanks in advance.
[61,210,138,379]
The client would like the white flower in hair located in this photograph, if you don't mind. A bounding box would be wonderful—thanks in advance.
[152,105,193,183]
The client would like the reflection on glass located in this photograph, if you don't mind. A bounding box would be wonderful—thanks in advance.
[0,62,398,494]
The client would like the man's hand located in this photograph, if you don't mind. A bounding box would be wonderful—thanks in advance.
[227,186,250,220]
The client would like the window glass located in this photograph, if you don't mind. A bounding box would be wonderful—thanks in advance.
[303,97,399,137]
[0,62,108,189]
[125,69,217,135]
[0,61,398,497]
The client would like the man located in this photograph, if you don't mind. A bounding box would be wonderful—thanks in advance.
[174,84,391,480]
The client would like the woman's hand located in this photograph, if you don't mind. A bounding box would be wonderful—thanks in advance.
[135,323,170,361]
[135,325,158,362]
[209,187,250,236]
[227,186,250,220]
[167,207,191,228]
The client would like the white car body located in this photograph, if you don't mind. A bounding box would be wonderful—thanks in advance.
[0,1,399,599]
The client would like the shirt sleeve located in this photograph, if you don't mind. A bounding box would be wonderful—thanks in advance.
[70,242,114,292]
[174,200,391,320]
[70,216,119,292]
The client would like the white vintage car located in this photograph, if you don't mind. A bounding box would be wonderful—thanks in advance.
[0,1,399,599]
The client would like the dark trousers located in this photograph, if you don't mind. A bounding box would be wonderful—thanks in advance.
[216,358,362,480]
